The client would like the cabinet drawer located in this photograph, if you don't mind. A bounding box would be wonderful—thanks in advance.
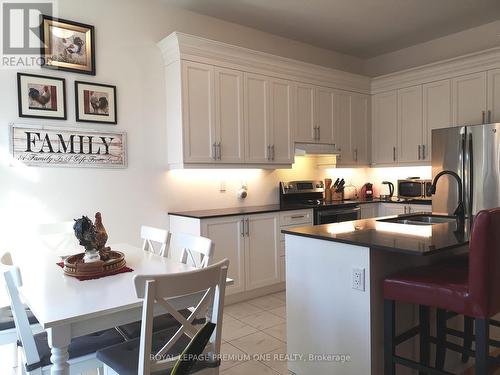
[280,209,313,226]
[280,223,312,242]
[279,255,286,282]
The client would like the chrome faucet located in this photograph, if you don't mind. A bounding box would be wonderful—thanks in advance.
[428,170,465,224]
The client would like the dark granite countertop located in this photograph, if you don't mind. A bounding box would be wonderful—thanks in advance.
[281,213,470,256]
[168,199,432,219]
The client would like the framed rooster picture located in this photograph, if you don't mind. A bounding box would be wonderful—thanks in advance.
[17,73,67,120]
[75,81,117,124]
[40,16,96,75]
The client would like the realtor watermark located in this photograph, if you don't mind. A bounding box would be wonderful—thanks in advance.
[151,352,352,363]
[1,0,54,68]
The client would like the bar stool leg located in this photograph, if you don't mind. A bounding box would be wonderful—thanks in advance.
[435,308,447,370]
[475,318,489,375]
[384,299,395,375]
[419,305,430,375]
[462,316,473,363]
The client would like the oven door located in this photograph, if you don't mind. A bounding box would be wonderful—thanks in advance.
[398,181,424,199]
[315,207,361,225]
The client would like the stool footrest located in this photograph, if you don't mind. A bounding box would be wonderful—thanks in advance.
[394,325,421,345]
[393,355,454,375]
[445,327,500,349]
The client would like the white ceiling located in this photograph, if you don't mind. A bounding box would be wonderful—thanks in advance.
[164,0,500,58]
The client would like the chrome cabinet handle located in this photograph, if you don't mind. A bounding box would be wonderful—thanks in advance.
[393,147,396,161]
[241,219,245,237]
[314,127,318,141]
[267,145,271,161]
[212,142,217,160]
[355,148,358,162]
[422,144,426,160]
[217,142,222,160]
[317,126,320,141]
[245,218,250,236]
[272,145,275,160]
[404,206,407,214]
[290,215,305,219]
[482,110,486,124]
[418,145,421,160]
[488,110,492,123]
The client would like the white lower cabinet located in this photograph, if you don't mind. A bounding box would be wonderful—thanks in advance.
[379,203,432,216]
[360,203,378,219]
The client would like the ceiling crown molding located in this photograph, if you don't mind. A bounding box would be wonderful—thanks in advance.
[371,46,500,93]
[158,32,371,94]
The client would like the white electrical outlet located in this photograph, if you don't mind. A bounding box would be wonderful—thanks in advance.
[352,268,365,291]
[219,180,226,192]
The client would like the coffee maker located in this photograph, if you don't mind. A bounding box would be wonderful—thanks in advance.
[361,183,374,201]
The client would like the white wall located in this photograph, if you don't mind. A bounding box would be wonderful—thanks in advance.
[0,0,366,250]
[364,20,500,77]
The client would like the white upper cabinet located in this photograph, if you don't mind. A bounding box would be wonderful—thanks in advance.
[350,93,370,165]
[295,84,316,143]
[269,79,294,164]
[333,90,352,164]
[488,68,500,123]
[316,87,335,144]
[423,79,452,161]
[452,72,487,126]
[181,61,217,163]
[398,86,423,163]
[244,73,271,163]
[214,67,245,163]
[372,91,398,164]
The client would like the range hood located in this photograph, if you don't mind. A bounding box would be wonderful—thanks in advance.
[294,142,338,167]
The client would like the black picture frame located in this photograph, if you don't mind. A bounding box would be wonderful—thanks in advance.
[40,15,96,75]
[75,81,117,124]
[17,73,67,120]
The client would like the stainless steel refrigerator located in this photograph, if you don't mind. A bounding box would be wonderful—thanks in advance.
[432,123,500,218]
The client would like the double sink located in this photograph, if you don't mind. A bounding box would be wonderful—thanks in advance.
[378,214,458,226]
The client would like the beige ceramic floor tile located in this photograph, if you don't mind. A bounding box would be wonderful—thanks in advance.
[222,317,259,342]
[270,291,286,301]
[219,342,249,372]
[221,360,278,374]
[225,302,264,319]
[260,345,290,375]
[247,295,285,310]
[243,311,285,330]
[230,331,284,356]
[266,323,287,342]
[268,305,286,319]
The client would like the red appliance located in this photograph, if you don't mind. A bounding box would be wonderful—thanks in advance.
[361,183,374,201]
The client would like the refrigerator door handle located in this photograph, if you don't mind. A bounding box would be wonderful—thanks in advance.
[468,133,474,218]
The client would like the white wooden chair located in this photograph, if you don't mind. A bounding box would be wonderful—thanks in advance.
[141,225,170,257]
[97,258,229,375]
[169,232,214,268]
[37,221,77,254]
[0,252,43,346]
[0,251,125,375]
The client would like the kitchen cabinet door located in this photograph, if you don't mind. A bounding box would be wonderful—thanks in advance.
[409,204,432,214]
[423,79,452,162]
[201,216,246,295]
[488,68,500,123]
[295,83,316,142]
[270,78,294,164]
[333,90,352,164]
[350,93,370,165]
[316,86,335,144]
[360,203,378,219]
[379,203,406,216]
[398,86,423,163]
[214,67,245,163]
[372,91,398,164]
[452,72,487,126]
[245,213,280,290]
[244,73,271,163]
[181,61,217,163]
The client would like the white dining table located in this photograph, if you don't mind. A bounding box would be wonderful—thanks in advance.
[11,243,229,375]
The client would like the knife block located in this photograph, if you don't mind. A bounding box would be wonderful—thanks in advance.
[331,190,344,201]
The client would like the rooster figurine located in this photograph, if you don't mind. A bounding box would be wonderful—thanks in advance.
[73,212,111,262]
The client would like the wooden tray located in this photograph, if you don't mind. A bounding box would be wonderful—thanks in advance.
[63,251,126,278]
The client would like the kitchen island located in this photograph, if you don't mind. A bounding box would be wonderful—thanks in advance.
[282,213,470,375]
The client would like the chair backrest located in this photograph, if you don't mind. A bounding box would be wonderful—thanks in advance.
[37,221,77,252]
[0,252,40,368]
[468,207,500,318]
[133,258,229,375]
[141,226,170,257]
[169,232,214,269]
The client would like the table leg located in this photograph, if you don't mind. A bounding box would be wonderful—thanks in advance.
[47,325,71,375]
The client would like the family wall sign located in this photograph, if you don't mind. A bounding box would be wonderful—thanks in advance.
[10,124,127,168]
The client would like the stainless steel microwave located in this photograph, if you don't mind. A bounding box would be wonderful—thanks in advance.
[397,179,432,200]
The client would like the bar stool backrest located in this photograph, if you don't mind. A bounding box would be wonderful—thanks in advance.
[468,207,500,318]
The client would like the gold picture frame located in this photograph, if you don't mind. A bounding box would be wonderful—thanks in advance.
[40,16,95,75]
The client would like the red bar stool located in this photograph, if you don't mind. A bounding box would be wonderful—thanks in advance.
[383,208,500,375]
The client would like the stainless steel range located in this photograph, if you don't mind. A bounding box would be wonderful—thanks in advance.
[279,180,360,225]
